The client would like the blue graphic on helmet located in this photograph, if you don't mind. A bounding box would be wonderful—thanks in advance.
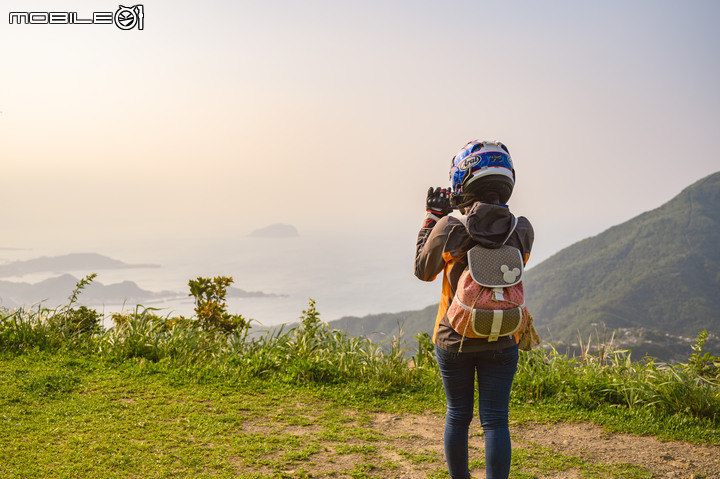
[449,140,515,196]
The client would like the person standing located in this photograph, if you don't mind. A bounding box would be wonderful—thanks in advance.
[415,140,535,479]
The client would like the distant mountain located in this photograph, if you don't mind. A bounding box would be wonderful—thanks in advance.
[0,276,288,311]
[328,172,720,361]
[227,286,287,298]
[248,224,299,238]
[524,171,720,342]
[0,274,180,310]
[0,253,158,278]
[329,304,437,345]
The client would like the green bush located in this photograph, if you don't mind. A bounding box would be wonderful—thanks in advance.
[49,305,101,337]
[686,330,720,382]
[188,276,249,335]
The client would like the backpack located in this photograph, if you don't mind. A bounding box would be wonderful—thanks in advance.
[446,218,537,349]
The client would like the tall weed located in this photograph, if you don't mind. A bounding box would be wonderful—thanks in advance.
[513,334,720,423]
[2,277,717,426]
[0,306,61,352]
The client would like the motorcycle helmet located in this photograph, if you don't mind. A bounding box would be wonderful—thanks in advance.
[449,140,515,204]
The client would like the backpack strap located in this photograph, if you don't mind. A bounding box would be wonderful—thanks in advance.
[489,310,504,342]
[500,216,519,246]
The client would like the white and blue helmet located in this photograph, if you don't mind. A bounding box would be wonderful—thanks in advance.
[449,140,515,204]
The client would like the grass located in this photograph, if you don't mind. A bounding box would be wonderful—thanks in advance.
[510,443,654,479]
[511,339,720,443]
[1,277,719,477]
[1,351,445,478]
[1,344,717,478]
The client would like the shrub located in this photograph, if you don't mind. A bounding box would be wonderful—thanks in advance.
[686,330,720,383]
[49,305,101,336]
[188,276,250,335]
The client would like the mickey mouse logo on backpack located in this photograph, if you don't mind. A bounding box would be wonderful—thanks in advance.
[500,265,521,283]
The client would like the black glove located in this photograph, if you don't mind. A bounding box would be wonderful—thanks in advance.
[423,187,452,228]
[426,187,452,216]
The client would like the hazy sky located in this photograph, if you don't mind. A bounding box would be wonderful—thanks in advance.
[2,0,719,266]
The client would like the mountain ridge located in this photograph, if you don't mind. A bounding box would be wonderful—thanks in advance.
[329,171,720,360]
[524,171,720,340]
[0,274,178,310]
[0,253,158,278]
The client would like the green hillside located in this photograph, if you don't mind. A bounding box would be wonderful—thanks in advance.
[329,304,438,347]
[524,171,720,342]
[330,172,720,358]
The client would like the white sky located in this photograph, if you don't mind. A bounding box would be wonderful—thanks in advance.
[1,0,719,266]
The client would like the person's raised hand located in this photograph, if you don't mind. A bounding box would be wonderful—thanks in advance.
[424,187,452,228]
[426,187,452,216]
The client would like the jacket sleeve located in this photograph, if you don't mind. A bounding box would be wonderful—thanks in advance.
[414,216,453,282]
[516,216,535,265]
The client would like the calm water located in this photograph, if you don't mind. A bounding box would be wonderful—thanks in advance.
[1,234,440,327]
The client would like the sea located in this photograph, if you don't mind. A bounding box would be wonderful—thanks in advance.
[1,233,441,329]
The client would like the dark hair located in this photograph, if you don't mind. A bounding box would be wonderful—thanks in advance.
[477,190,501,204]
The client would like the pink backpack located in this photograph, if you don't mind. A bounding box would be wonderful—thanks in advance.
[446,218,529,344]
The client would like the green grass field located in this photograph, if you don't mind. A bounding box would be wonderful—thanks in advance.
[1,277,718,477]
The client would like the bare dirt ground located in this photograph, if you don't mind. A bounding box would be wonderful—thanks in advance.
[240,409,720,478]
[512,420,720,479]
[372,412,720,478]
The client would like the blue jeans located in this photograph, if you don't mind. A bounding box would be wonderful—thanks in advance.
[435,344,519,479]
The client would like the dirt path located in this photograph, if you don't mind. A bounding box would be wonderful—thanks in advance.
[237,403,718,478]
[369,412,720,478]
[513,421,719,479]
